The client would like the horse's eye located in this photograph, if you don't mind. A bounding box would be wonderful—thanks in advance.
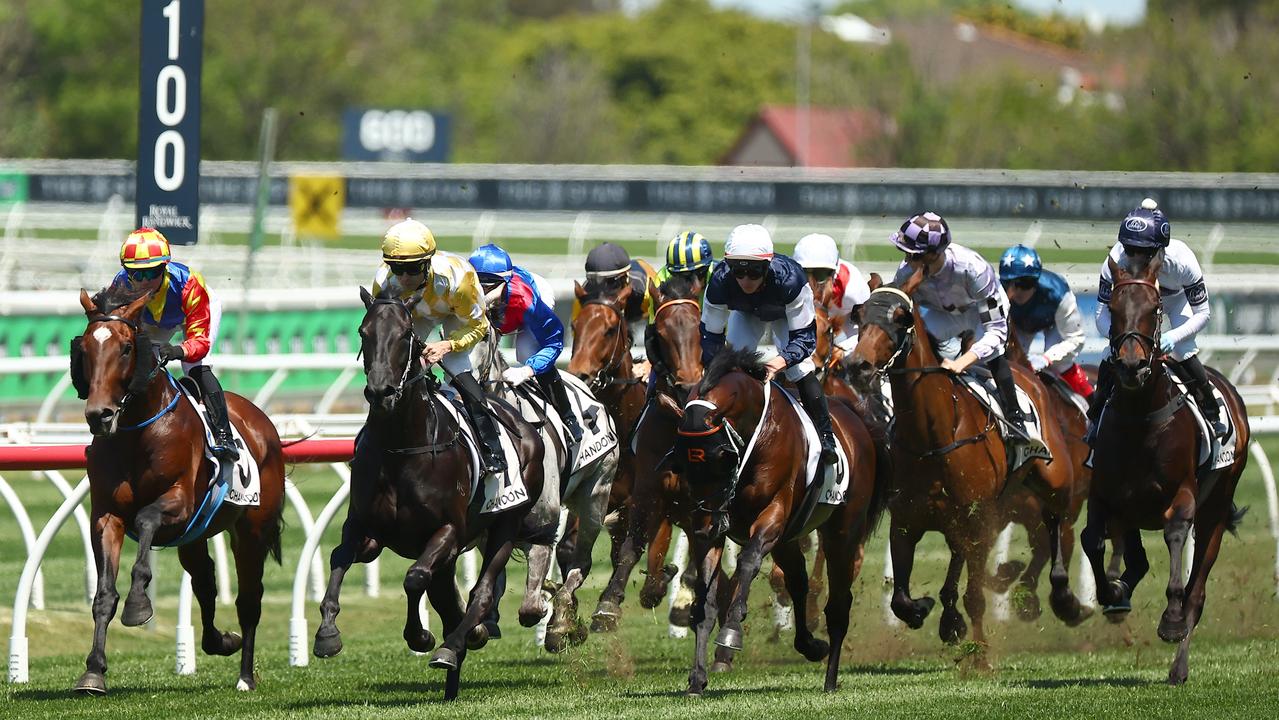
[121,344,132,356]
[604,325,618,336]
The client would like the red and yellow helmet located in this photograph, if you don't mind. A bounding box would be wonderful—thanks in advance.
[119,227,172,269]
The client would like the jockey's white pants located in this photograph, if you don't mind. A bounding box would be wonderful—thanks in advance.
[920,305,1006,362]
[725,311,816,382]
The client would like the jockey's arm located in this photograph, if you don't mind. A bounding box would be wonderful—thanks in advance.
[965,262,1009,365]
[522,299,565,374]
[177,271,213,362]
[444,265,490,353]
[778,284,818,367]
[1163,249,1211,347]
[1042,291,1085,366]
[699,300,729,367]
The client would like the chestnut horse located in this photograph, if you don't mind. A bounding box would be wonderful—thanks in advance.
[312,288,547,701]
[667,348,888,694]
[73,286,286,695]
[1081,254,1249,685]
[846,270,1086,658]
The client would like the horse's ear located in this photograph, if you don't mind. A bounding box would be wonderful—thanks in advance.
[1144,249,1165,280]
[648,278,664,307]
[574,280,587,301]
[360,286,373,309]
[867,272,883,291]
[120,292,151,320]
[615,280,633,305]
[404,290,424,312]
[899,266,925,296]
[893,306,913,328]
[79,289,98,316]
[1107,256,1126,282]
[656,391,684,419]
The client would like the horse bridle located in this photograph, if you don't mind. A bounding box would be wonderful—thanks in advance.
[652,298,700,392]
[1108,278,1164,386]
[367,298,430,401]
[86,312,163,415]
[579,298,641,393]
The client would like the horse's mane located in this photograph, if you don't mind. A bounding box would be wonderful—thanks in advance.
[658,272,699,300]
[92,283,151,314]
[698,347,768,394]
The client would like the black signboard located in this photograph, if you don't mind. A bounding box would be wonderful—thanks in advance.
[135,0,203,244]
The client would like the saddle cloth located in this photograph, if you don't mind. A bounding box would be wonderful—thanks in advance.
[1041,371,1090,418]
[519,372,617,496]
[177,380,260,507]
[1166,367,1238,471]
[956,373,1053,469]
[774,385,850,506]
[435,392,532,515]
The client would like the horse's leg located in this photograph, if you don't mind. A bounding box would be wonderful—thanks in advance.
[807,537,826,633]
[1119,527,1150,596]
[1042,508,1087,625]
[1157,493,1196,644]
[315,516,380,658]
[889,519,934,628]
[818,523,861,693]
[519,544,553,628]
[404,525,461,654]
[425,560,465,701]
[639,517,675,608]
[715,505,785,652]
[961,523,995,657]
[546,479,608,652]
[709,565,736,672]
[1080,499,1123,607]
[771,539,829,662]
[230,518,271,691]
[74,512,125,695]
[1168,507,1230,685]
[177,541,241,656]
[556,514,578,581]
[431,518,518,669]
[592,496,640,632]
[686,535,723,697]
[1012,519,1047,621]
[121,488,187,626]
[937,541,967,645]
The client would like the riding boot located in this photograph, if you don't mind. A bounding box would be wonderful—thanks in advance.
[796,371,839,466]
[1059,362,1095,399]
[1177,354,1226,437]
[537,370,583,444]
[1085,359,1116,445]
[190,365,240,463]
[454,370,508,474]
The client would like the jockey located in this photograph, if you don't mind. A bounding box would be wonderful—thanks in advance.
[575,242,655,355]
[645,231,714,399]
[1093,198,1224,436]
[700,224,838,465]
[371,219,506,473]
[468,243,583,446]
[889,212,1037,456]
[999,244,1093,399]
[110,227,238,462]
[792,233,870,359]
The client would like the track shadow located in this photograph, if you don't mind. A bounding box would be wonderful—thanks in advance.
[1014,676,1155,689]
[14,685,190,701]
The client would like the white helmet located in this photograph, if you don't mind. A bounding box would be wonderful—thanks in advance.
[724,224,774,261]
[793,233,839,270]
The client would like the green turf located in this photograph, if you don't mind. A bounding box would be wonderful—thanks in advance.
[2,435,1278,718]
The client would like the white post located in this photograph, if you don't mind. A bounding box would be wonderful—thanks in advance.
[1247,441,1279,598]
[43,471,96,603]
[882,540,899,626]
[1076,544,1097,609]
[657,214,682,257]
[992,523,1014,621]
[212,533,233,605]
[722,540,738,573]
[1023,220,1043,248]
[842,218,864,261]
[0,475,44,610]
[472,211,496,251]
[667,529,690,639]
[288,479,352,668]
[284,480,326,602]
[365,557,380,598]
[175,572,197,676]
[461,548,479,594]
[9,476,91,683]
[1202,223,1225,273]
[568,213,591,261]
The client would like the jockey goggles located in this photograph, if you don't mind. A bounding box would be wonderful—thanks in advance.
[806,267,834,283]
[126,265,165,282]
[1004,277,1037,291]
[387,260,428,277]
[729,259,767,279]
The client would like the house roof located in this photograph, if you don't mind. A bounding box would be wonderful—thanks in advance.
[722,105,887,168]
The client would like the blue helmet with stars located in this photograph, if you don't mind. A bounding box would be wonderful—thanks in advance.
[999,244,1042,283]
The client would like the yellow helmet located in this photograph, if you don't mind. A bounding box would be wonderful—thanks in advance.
[119,227,172,269]
[381,218,437,263]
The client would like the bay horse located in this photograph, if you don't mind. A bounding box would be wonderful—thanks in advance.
[846,269,1087,659]
[469,327,618,652]
[566,281,648,631]
[312,287,548,701]
[73,286,286,695]
[665,347,888,695]
[1081,254,1249,685]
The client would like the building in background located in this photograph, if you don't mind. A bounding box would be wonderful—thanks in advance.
[719,105,892,168]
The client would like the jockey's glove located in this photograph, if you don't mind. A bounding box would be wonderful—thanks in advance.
[1030,354,1049,372]
[157,344,186,364]
[502,365,536,387]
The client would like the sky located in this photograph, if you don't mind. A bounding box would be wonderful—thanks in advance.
[706,0,1147,27]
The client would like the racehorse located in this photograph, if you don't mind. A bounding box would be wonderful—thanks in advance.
[469,327,618,651]
[665,347,888,694]
[846,269,1087,659]
[73,286,286,694]
[1081,255,1249,685]
[312,287,548,700]
[567,281,648,631]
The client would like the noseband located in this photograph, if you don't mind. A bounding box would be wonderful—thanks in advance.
[653,298,701,392]
[368,298,429,401]
[86,313,163,415]
[579,298,640,393]
[1109,278,1164,386]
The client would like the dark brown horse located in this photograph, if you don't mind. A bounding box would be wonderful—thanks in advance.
[312,287,547,700]
[666,348,888,694]
[567,281,648,631]
[73,286,286,694]
[1081,254,1249,685]
[846,269,1087,659]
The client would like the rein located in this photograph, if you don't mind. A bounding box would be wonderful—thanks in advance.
[1108,278,1165,388]
[579,298,642,391]
[87,312,170,426]
[365,297,459,455]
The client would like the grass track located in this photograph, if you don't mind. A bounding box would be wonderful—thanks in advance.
[2,436,1279,719]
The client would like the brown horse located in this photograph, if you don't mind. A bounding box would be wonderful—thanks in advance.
[846,269,1087,658]
[312,288,548,700]
[567,281,648,631]
[73,286,286,695]
[665,347,888,694]
[1081,254,1249,685]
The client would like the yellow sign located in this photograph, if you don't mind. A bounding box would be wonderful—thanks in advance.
[289,175,344,238]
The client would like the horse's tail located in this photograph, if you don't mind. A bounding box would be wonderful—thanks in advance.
[1225,503,1249,538]
[266,484,287,565]
[281,431,318,448]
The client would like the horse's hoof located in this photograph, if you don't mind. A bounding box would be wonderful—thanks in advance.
[668,604,692,628]
[313,629,344,658]
[1103,607,1130,623]
[894,596,935,629]
[714,627,743,651]
[1099,579,1129,608]
[709,660,732,673]
[235,675,256,692]
[120,598,154,628]
[939,610,967,645]
[72,671,107,696]
[990,561,1026,593]
[544,630,568,654]
[1049,592,1090,627]
[405,627,436,654]
[797,637,829,662]
[467,623,490,650]
[518,602,547,628]
[1158,614,1189,644]
[1167,663,1189,686]
[1015,591,1042,622]
[590,601,621,633]
[428,647,459,670]
[204,631,243,656]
